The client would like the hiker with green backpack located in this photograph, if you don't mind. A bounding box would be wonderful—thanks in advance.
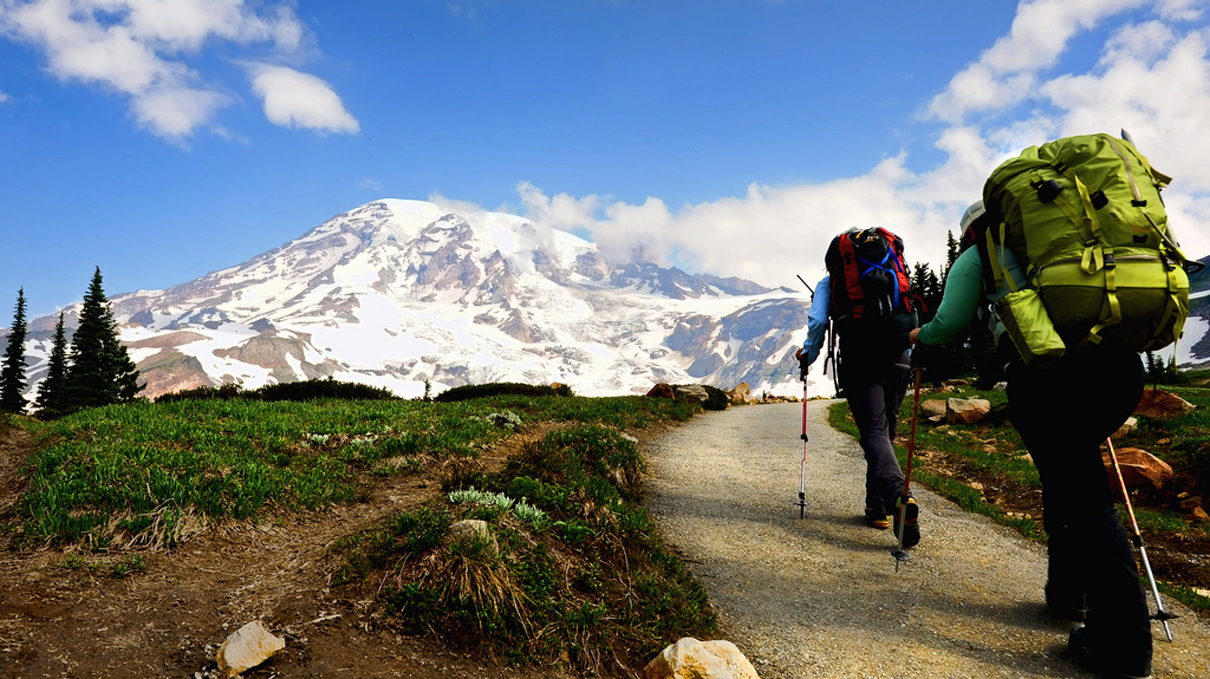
[910,132,1196,679]
[797,226,921,547]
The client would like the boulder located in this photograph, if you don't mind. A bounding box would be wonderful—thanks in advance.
[217,620,285,678]
[1178,495,1204,514]
[1102,447,1173,491]
[921,400,947,422]
[1135,389,1196,419]
[727,383,752,404]
[946,398,991,425]
[446,519,498,554]
[646,383,675,399]
[642,637,760,679]
[674,384,709,404]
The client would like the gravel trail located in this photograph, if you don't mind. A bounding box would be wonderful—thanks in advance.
[642,401,1210,679]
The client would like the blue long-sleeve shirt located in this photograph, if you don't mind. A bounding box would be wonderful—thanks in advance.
[801,275,830,367]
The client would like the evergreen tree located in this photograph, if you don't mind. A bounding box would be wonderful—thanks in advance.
[0,288,29,413]
[1145,351,1160,384]
[943,230,961,279]
[911,262,943,323]
[64,268,143,411]
[35,312,70,418]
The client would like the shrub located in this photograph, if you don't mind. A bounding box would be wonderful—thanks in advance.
[154,383,245,403]
[255,377,399,402]
[701,385,729,411]
[156,378,399,404]
[434,382,573,403]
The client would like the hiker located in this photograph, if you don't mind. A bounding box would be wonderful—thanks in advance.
[796,227,920,547]
[909,200,1153,679]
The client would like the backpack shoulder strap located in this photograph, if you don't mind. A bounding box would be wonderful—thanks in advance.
[834,233,866,316]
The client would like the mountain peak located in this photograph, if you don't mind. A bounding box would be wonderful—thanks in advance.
[19,199,815,401]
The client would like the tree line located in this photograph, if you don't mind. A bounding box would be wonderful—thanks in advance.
[0,268,143,419]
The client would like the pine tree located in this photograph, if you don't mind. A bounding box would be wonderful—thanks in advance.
[0,288,29,413]
[943,230,961,280]
[1145,351,1160,384]
[64,268,143,411]
[35,312,70,418]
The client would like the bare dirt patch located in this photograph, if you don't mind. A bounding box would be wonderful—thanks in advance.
[0,424,580,679]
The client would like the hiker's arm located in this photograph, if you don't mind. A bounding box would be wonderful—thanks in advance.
[915,249,982,346]
[798,275,830,366]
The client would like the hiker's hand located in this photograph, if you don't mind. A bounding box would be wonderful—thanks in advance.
[909,328,921,345]
[795,347,804,361]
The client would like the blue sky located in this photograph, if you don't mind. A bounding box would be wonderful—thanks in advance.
[2,0,1209,318]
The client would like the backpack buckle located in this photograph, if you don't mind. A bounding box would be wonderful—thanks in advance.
[1104,252,1117,269]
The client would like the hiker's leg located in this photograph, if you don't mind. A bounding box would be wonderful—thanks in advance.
[845,375,904,515]
[883,348,911,442]
[1009,345,1150,670]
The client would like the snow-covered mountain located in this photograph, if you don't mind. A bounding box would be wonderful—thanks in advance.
[12,200,815,400]
[1182,254,1210,367]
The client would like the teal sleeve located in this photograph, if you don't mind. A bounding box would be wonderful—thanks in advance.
[917,248,983,346]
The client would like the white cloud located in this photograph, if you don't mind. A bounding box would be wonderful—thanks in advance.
[359,178,383,192]
[0,0,332,139]
[929,0,1153,123]
[510,2,1210,289]
[517,155,965,290]
[247,64,359,134]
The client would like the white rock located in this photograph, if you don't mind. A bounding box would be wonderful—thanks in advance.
[642,637,760,679]
[217,620,285,678]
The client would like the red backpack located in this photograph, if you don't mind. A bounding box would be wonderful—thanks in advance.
[825,227,914,326]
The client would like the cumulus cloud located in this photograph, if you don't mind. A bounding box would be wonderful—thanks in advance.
[0,0,351,139]
[510,1,1210,288]
[247,64,359,134]
[517,156,965,289]
[929,0,1154,123]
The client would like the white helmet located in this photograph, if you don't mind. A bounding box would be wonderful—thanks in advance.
[959,200,985,231]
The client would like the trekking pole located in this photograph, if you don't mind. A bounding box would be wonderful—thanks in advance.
[796,362,810,518]
[1105,436,1178,641]
[891,356,924,571]
[795,274,814,518]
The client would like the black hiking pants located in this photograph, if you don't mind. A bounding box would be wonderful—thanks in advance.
[1007,342,1151,674]
[841,345,912,516]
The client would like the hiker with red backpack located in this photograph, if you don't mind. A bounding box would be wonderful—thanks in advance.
[796,227,921,547]
[909,133,1197,679]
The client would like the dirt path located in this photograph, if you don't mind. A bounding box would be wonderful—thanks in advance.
[642,401,1210,679]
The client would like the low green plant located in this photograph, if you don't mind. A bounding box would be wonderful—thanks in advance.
[332,420,716,673]
[448,487,549,529]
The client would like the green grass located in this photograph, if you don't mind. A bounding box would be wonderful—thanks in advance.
[9,394,694,548]
[2,390,707,672]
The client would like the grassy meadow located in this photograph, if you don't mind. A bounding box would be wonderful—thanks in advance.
[0,390,718,672]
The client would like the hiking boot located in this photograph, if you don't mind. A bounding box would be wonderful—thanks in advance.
[1068,625,1151,679]
[893,496,920,548]
[864,507,890,530]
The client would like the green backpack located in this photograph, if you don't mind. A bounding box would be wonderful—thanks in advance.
[980,133,1194,366]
